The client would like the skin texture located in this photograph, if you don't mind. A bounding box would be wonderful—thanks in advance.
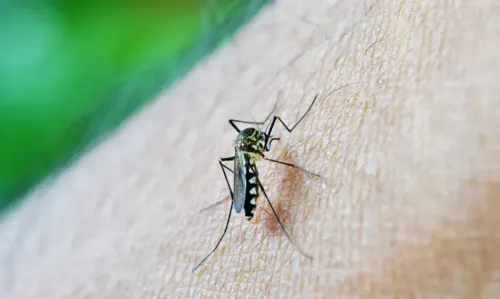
[1,0,500,298]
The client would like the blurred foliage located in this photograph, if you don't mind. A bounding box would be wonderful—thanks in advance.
[0,0,270,210]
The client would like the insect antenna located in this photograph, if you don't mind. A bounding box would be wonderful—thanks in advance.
[192,200,234,273]
[251,164,313,261]
[249,111,261,132]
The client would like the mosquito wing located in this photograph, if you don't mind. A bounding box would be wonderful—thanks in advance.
[233,151,246,213]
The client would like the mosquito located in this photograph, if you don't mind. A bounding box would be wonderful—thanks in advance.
[192,93,320,273]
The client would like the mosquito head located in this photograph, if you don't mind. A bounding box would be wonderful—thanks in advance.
[235,128,266,155]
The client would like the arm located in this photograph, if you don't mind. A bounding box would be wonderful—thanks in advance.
[1,0,499,298]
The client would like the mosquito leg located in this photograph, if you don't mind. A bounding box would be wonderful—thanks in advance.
[251,165,313,261]
[199,196,230,213]
[219,156,235,199]
[198,158,235,212]
[264,157,320,177]
[228,100,283,132]
[265,94,319,139]
[258,206,276,241]
[265,84,356,142]
[192,200,234,273]
[265,137,280,151]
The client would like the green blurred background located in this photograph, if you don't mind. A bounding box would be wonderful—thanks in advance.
[0,1,270,211]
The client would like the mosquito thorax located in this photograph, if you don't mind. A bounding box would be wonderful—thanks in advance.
[234,128,266,154]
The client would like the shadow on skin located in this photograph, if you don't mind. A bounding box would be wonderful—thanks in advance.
[258,145,308,237]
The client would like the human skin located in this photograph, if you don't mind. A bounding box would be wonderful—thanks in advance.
[1,0,500,298]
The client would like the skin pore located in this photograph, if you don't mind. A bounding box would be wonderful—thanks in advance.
[1,0,500,298]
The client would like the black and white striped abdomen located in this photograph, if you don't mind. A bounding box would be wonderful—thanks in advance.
[233,152,259,221]
[243,159,259,220]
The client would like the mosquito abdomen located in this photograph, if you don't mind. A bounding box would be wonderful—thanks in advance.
[243,159,259,220]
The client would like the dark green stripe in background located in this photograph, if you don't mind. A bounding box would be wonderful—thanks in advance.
[0,0,271,211]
